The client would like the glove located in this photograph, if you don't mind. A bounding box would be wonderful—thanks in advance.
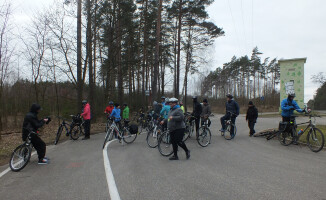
[290,107,295,111]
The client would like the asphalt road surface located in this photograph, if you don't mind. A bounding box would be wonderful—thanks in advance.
[1,114,326,200]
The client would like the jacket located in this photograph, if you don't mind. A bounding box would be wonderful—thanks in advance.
[81,103,91,120]
[180,105,185,113]
[160,104,171,119]
[167,105,186,132]
[192,101,202,117]
[123,106,129,119]
[154,104,162,114]
[246,106,258,122]
[225,100,240,116]
[105,106,114,114]
[110,107,121,122]
[22,104,45,140]
[201,104,211,117]
[281,98,303,117]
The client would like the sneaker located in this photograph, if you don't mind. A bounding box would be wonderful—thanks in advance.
[38,159,49,165]
[186,150,190,160]
[44,156,50,161]
[169,155,179,160]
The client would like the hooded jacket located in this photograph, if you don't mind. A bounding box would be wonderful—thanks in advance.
[225,99,240,116]
[167,105,186,132]
[160,104,171,119]
[123,106,130,119]
[192,99,202,117]
[201,103,211,117]
[246,106,258,122]
[81,103,91,120]
[110,107,121,122]
[22,104,45,140]
[281,98,303,117]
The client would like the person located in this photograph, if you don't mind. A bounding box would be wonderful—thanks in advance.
[160,98,171,120]
[104,101,114,116]
[22,103,50,164]
[81,100,91,140]
[161,96,166,105]
[246,101,258,137]
[220,94,239,137]
[110,103,122,137]
[191,96,202,138]
[281,93,305,144]
[122,103,129,120]
[180,101,185,113]
[201,99,211,126]
[161,98,190,160]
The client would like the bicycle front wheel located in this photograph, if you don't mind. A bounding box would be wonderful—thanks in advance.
[70,125,82,140]
[147,128,160,148]
[123,129,138,144]
[54,126,63,145]
[9,144,32,172]
[158,131,173,156]
[224,124,236,140]
[307,128,325,152]
[197,127,211,147]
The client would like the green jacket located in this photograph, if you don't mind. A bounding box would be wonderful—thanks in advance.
[123,106,129,119]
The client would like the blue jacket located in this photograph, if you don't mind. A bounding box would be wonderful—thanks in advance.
[225,100,240,116]
[281,98,303,117]
[160,104,171,119]
[110,107,121,122]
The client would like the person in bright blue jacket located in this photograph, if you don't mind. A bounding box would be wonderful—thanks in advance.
[110,103,121,122]
[160,99,171,119]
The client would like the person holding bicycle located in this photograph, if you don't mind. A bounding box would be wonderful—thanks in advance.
[281,93,305,144]
[81,100,91,140]
[22,103,50,164]
[122,103,130,120]
[104,101,114,115]
[110,103,122,139]
[161,98,190,160]
[201,99,211,126]
[191,96,202,137]
[220,94,239,137]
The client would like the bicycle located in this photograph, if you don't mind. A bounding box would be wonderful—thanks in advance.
[276,112,324,152]
[220,111,237,140]
[102,119,138,149]
[146,116,164,148]
[157,129,173,156]
[197,117,212,147]
[183,112,196,142]
[105,114,113,132]
[9,128,35,172]
[54,115,84,145]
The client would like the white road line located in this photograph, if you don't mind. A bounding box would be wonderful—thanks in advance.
[0,151,36,178]
[103,139,121,200]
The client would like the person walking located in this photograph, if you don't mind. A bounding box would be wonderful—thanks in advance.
[246,101,258,136]
[191,96,202,138]
[22,103,50,164]
[220,94,239,138]
[122,103,130,120]
[161,98,190,160]
[81,100,91,140]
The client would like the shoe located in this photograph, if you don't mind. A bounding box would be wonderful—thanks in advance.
[44,156,50,161]
[82,137,90,140]
[169,155,179,160]
[186,150,190,160]
[38,159,49,165]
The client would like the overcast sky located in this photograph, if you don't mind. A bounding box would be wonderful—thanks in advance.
[11,0,326,102]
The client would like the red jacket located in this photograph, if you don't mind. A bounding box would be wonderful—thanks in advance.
[81,103,91,120]
[105,106,114,114]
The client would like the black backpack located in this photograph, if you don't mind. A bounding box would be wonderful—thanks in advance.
[129,124,138,135]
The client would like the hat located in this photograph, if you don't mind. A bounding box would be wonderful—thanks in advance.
[248,101,253,105]
[203,99,208,103]
[82,100,88,104]
[226,94,233,99]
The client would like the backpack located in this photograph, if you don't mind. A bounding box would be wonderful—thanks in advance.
[129,124,138,135]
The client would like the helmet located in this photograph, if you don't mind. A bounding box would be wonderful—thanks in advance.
[161,96,165,99]
[226,94,233,99]
[288,93,296,98]
[168,97,178,103]
[82,100,88,104]
[192,96,197,99]
[109,101,114,105]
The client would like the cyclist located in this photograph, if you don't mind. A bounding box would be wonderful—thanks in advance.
[191,96,202,137]
[81,100,91,140]
[220,94,239,137]
[160,98,170,120]
[161,98,190,160]
[281,93,305,144]
[110,103,122,139]
[104,101,114,115]
[180,101,185,113]
[122,103,130,120]
[22,103,50,164]
[246,101,258,137]
[161,96,166,105]
[201,99,211,126]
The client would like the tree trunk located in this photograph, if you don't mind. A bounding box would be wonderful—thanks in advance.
[175,0,183,99]
[77,0,83,112]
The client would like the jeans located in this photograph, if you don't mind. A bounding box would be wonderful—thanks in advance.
[248,120,256,135]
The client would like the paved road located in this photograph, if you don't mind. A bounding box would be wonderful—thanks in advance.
[0,114,326,200]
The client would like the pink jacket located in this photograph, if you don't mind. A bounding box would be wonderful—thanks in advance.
[81,103,91,120]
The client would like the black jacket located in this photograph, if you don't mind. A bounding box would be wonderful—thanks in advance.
[22,104,45,140]
[225,100,240,116]
[246,106,258,122]
[192,101,202,117]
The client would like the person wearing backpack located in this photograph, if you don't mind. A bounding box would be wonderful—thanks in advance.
[81,100,91,140]
[246,101,258,137]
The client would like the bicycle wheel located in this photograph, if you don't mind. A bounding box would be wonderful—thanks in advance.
[307,128,325,152]
[103,129,111,149]
[183,128,190,142]
[122,128,138,144]
[138,120,143,133]
[70,125,82,140]
[54,126,63,145]
[197,127,211,147]
[9,144,32,172]
[224,124,236,140]
[146,127,159,148]
[158,131,173,157]
[278,130,293,146]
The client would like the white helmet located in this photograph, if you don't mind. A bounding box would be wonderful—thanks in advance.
[168,97,178,103]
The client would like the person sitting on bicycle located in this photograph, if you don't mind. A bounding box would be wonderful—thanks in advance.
[22,103,50,165]
[281,93,305,143]
[110,103,122,137]
[104,101,114,116]
[220,94,239,137]
[201,99,211,126]
[161,98,190,160]
[191,96,202,137]
[81,100,91,140]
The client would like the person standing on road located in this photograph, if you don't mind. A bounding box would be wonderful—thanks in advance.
[220,94,239,137]
[161,98,190,160]
[22,103,50,164]
[122,103,129,120]
[201,99,211,126]
[81,100,91,140]
[180,101,185,113]
[192,96,202,138]
[246,101,258,137]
